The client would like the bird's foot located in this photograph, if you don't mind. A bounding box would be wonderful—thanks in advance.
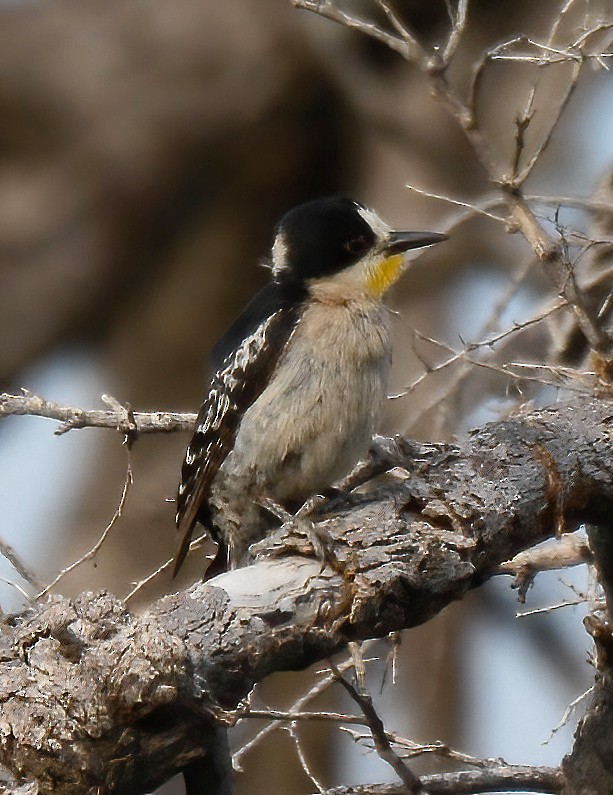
[250,511,346,576]
[257,496,293,524]
[294,487,352,520]
[251,491,353,574]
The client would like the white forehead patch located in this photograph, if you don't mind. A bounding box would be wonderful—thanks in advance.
[356,204,392,240]
[272,231,289,277]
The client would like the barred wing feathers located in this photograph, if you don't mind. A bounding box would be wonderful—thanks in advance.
[173,281,304,576]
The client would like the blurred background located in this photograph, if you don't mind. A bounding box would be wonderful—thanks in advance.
[0,0,611,792]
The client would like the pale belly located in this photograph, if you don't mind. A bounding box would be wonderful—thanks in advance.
[218,298,392,502]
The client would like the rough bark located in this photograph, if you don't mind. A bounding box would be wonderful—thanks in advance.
[0,396,611,793]
[560,522,613,795]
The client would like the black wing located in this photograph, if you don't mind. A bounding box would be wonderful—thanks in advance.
[173,279,305,576]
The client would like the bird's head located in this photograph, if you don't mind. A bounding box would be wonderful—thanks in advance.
[271,197,447,300]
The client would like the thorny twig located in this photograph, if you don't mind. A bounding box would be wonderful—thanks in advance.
[405,255,539,435]
[343,725,505,769]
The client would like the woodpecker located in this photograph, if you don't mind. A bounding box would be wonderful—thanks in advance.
[174,197,446,577]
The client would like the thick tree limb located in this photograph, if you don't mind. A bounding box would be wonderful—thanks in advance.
[0,397,611,793]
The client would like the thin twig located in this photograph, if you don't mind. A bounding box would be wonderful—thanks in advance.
[0,576,34,604]
[37,441,134,599]
[124,534,207,603]
[544,686,594,743]
[404,330,601,396]
[329,660,422,793]
[0,538,44,591]
[507,1,585,186]
[548,0,582,46]
[232,645,378,770]
[321,763,564,793]
[373,0,421,53]
[442,0,469,64]
[237,708,367,725]
[516,599,588,618]
[514,59,581,187]
[292,0,421,60]
[393,300,569,401]
[404,254,540,433]
[506,195,613,355]
[404,183,507,223]
[527,194,613,214]
[343,726,502,769]
[288,723,327,793]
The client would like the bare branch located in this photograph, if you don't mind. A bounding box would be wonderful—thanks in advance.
[342,727,500,769]
[236,708,366,725]
[124,535,206,603]
[0,539,44,593]
[1,397,611,791]
[0,576,35,604]
[506,195,613,355]
[322,763,564,793]
[232,648,378,770]
[36,444,134,599]
[516,598,590,618]
[373,0,421,54]
[545,686,595,743]
[499,534,592,576]
[289,723,327,793]
[394,302,598,405]
[442,0,469,64]
[513,59,581,187]
[404,183,507,223]
[292,0,423,60]
[0,392,195,435]
[329,659,423,793]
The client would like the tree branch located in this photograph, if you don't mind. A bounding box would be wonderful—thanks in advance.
[0,392,195,435]
[560,516,613,794]
[0,397,611,792]
[329,658,422,792]
[294,0,613,361]
[322,763,564,793]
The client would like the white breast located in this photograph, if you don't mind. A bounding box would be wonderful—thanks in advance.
[223,297,392,501]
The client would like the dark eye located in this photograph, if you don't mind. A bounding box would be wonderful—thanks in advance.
[344,235,370,256]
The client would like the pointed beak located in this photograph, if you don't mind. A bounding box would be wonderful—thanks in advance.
[384,230,448,255]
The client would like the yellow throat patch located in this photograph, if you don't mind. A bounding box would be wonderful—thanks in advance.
[366,254,405,299]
